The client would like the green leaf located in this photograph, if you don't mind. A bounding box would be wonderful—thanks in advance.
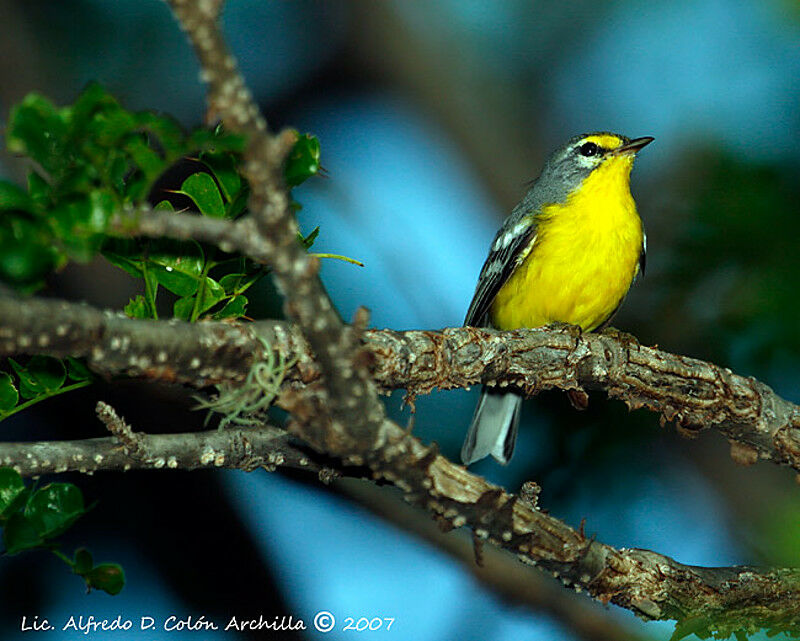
[124,295,150,319]
[218,272,246,294]
[173,296,194,321]
[73,548,93,575]
[135,111,187,160]
[0,217,59,288]
[300,226,320,250]
[9,358,45,399]
[101,238,144,278]
[69,82,122,137]
[177,172,225,218]
[65,357,91,382]
[85,563,125,595]
[670,617,712,641]
[123,135,165,182]
[212,295,248,320]
[0,181,33,212]
[226,184,249,219]
[0,468,27,519]
[26,172,50,209]
[284,133,321,187]
[154,200,174,212]
[200,151,241,203]
[0,373,19,412]
[25,356,66,392]
[147,240,204,297]
[3,512,44,554]
[5,93,69,176]
[49,192,114,261]
[187,127,246,155]
[25,483,85,539]
[195,277,226,316]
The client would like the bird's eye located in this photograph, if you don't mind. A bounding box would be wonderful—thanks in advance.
[578,142,599,157]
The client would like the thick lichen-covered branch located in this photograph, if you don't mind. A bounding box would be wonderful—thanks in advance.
[2,297,799,475]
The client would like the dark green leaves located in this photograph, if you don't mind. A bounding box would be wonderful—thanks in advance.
[285,133,321,187]
[11,355,66,396]
[0,373,19,413]
[176,173,226,218]
[0,214,61,289]
[5,93,69,175]
[0,468,27,519]
[0,356,92,423]
[25,483,84,541]
[83,560,126,595]
[0,181,33,211]
[0,468,124,595]
[0,87,358,321]
[0,84,243,291]
[1,474,85,554]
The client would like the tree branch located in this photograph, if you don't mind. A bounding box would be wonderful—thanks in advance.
[1,358,798,634]
[166,0,388,460]
[2,296,799,476]
[339,479,650,641]
[2,418,330,479]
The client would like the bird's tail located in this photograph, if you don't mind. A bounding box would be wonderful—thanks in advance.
[460,386,522,465]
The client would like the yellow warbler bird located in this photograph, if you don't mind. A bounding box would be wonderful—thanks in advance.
[461,132,652,465]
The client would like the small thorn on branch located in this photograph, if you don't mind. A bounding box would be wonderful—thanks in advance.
[95,401,147,461]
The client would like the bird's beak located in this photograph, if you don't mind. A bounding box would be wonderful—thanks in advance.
[613,136,654,156]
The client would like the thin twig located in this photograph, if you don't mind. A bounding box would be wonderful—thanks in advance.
[95,401,147,460]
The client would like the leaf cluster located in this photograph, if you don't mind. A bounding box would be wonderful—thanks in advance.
[0,356,92,423]
[0,83,331,323]
[0,467,124,595]
[0,83,243,290]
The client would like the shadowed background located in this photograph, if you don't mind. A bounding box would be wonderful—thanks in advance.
[0,1,799,639]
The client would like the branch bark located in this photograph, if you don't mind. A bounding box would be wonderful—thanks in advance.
[2,296,800,633]
[2,296,799,476]
[1,420,330,479]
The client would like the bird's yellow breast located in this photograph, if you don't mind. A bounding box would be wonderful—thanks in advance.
[489,156,643,331]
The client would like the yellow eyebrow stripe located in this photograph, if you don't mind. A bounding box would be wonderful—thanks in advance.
[583,134,622,149]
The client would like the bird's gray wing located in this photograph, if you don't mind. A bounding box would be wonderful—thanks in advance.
[464,214,538,327]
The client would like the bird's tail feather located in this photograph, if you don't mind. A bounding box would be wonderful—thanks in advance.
[461,387,521,465]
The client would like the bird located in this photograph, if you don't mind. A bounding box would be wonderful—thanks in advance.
[461,132,652,466]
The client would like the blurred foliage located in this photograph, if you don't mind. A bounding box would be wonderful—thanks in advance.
[0,467,124,595]
[667,151,800,375]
